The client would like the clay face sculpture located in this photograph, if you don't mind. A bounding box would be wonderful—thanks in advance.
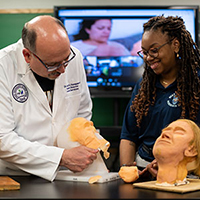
[59,117,110,159]
[153,119,199,186]
[118,166,139,183]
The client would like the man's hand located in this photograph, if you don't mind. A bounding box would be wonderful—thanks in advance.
[60,146,99,172]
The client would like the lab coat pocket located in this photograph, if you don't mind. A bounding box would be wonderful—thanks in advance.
[64,93,81,121]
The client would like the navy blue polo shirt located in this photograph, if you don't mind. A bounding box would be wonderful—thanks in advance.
[121,78,200,162]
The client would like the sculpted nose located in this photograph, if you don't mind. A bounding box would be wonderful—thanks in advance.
[161,132,170,139]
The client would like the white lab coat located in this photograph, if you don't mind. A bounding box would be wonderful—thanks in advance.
[0,39,92,181]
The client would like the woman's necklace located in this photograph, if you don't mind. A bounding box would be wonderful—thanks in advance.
[161,76,177,86]
[162,80,168,85]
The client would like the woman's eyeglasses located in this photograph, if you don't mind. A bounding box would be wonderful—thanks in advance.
[137,38,174,59]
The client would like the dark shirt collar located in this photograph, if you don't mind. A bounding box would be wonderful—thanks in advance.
[32,71,55,92]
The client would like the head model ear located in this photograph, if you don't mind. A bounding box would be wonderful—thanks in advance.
[184,145,198,157]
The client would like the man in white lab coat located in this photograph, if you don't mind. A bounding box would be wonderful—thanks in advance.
[0,15,98,181]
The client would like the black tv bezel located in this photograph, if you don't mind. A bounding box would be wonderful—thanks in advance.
[54,5,199,98]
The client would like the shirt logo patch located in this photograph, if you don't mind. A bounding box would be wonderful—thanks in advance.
[167,93,179,107]
[64,82,80,93]
[12,84,29,103]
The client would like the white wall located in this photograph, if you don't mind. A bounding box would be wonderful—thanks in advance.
[0,0,200,9]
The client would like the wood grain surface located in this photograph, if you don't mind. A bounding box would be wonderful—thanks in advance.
[0,176,20,190]
[133,178,200,193]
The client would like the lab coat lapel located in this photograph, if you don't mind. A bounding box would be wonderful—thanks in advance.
[21,70,52,115]
[52,76,63,114]
[15,39,51,114]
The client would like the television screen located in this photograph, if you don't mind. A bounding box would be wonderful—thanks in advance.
[54,6,199,97]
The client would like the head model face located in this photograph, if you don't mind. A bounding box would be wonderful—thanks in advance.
[68,117,96,144]
[153,119,199,185]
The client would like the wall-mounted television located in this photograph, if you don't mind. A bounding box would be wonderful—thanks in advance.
[54,5,199,97]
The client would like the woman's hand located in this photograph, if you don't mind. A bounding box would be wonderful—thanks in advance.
[145,159,158,178]
[137,159,158,180]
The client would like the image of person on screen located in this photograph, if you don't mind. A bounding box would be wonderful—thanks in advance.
[119,15,200,180]
[71,19,131,57]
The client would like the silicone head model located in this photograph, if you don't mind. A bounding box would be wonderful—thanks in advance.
[67,117,110,159]
[153,119,200,186]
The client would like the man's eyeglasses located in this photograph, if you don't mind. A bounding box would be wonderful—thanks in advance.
[137,38,174,59]
[30,47,76,72]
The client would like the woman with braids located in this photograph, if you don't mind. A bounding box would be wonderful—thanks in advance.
[119,15,200,180]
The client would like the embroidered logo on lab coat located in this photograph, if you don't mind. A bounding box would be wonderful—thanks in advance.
[12,84,29,103]
[64,82,80,93]
[167,93,179,107]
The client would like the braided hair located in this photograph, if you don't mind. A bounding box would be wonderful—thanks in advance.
[131,15,200,127]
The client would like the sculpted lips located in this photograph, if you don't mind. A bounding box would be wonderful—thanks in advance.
[156,132,172,144]
[156,138,171,144]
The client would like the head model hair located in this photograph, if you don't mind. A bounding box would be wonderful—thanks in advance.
[184,119,200,176]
